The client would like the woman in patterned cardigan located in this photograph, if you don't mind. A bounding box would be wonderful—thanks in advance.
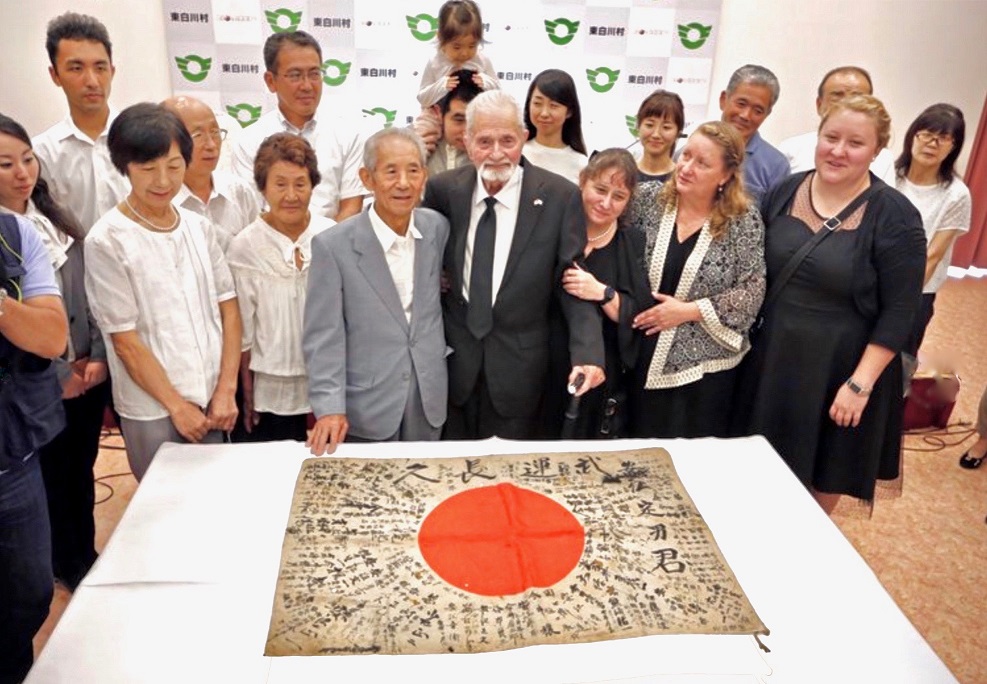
[623,121,766,438]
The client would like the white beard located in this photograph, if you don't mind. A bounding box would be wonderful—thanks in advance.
[479,161,516,185]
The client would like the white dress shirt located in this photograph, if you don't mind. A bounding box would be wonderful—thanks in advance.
[368,204,422,323]
[175,171,260,252]
[84,208,236,420]
[226,215,334,415]
[32,111,130,234]
[462,165,524,302]
[777,130,897,184]
[229,107,365,220]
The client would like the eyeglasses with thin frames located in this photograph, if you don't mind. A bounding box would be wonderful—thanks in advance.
[190,129,228,144]
[278,68,324,84]
[915,130,953,147]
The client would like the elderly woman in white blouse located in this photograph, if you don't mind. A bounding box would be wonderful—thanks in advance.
[226,133,333,441]
[85,103,242,481]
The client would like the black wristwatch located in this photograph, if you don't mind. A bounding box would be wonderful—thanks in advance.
[599,286,616,305]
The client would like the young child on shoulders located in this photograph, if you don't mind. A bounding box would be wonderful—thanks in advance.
[417,0,498,108]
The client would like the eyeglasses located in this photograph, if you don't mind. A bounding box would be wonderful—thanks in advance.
[278,68,324,84]
[915,130,953,147]
[190,129,227,144]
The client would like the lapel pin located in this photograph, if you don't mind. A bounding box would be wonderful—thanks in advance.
[533,199,543,206]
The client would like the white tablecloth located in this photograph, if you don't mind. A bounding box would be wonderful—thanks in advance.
[27,437,957,683]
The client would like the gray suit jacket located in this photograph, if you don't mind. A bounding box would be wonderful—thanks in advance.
[303,207,450,439]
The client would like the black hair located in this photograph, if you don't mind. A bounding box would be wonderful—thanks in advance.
[262,31,322,73]
[0,113,84,241]
[45,12,112,66]
[437,0,483,45]
[108,103,193,175]
[636,89,685,132]
[817,66,873,99]
[523,69,586,155]
[895,103,966,185]
[438,69,483,116]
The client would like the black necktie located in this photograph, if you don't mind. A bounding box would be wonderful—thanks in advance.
[467,196,497,339]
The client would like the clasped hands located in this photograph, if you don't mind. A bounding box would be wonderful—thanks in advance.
[632,292,699,335]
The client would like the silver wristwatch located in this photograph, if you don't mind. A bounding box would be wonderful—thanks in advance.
[0,288,7,317]
[845,378,872,397]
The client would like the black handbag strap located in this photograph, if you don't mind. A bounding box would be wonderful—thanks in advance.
[761,181,882,313]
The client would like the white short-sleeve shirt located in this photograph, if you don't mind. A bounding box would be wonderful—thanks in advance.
[175,171,260,252]
[895,176,972,293]
[32,112,130,234]
[229,107,365,220]
[84,207,236,420]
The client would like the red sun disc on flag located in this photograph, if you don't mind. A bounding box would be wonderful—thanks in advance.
[417,482,585,596]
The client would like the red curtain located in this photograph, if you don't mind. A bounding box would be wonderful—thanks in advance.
[952,92,987,269]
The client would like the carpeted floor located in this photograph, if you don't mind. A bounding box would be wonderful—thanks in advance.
[32,276,987,683]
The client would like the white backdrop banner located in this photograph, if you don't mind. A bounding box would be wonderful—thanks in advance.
[162,0,723,152]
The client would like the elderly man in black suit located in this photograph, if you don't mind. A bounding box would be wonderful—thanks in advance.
[422,90,605,440]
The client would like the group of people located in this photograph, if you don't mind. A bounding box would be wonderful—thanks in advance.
[0,3,976,682]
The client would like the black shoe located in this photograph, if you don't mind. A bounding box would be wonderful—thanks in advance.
[959,452,985,469]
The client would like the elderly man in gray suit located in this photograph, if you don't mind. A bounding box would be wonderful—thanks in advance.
[304,127,450,455]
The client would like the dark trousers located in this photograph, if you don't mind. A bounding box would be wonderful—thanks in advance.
[244,412,308,442]
[38,381,109,589]
[0,456,53,684]
[444,374,541,440]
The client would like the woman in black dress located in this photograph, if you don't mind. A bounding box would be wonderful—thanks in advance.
[623,122,765,438]
[735,95,926,511]
[559,149,642,437]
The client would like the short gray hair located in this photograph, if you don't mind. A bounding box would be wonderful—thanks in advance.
[725,64,780,108]
[465,90,525,137]
[362,127,427,171]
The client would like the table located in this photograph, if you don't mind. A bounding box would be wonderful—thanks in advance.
[27,437,957,683]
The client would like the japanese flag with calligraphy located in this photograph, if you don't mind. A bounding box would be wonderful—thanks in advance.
[265,448,767,656]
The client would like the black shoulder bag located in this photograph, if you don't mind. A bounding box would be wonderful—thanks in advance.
[750,182,882,342]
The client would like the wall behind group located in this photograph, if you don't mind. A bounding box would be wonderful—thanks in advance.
[1,0,985,173]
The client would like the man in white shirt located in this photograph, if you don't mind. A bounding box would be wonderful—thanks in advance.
[230,30,364,222]
[416,71,482,177]
[162,96,259,252]
[305,128,450,455]
[32,12,129,234]
[777,65,896,183]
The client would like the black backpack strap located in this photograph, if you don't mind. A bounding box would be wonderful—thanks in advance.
[0,214,25,296]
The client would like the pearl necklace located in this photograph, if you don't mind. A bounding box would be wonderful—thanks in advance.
[587,222,617,243]
[125,197,179,231]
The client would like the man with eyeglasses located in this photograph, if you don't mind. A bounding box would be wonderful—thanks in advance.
[230,31,365,222]
[33,12,129,234]
[777,65,896,183]
[162,96,259,252]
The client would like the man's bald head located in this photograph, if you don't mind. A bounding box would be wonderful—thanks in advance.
[160,96,224,176]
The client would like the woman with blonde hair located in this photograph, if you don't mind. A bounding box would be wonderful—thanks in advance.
[735,95,926,511]
[624,121,765,438]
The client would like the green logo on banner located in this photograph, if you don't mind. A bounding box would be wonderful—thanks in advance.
[406,13,439,41]
[544,18,579,46]
[677,23,712,50]
[322,59,351,87]
[175,55,212,83]
[362,107,397,128]
[226,103,263,128]
[265,8,303,33]
[625,115,639,138]
[585,67,620,94]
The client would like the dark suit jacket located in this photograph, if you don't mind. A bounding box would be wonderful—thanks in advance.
[422,159,604,418]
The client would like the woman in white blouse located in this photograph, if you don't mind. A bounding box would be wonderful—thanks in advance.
[522,69,588,185]
[85,103,242,481]
[226,133,333,441]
